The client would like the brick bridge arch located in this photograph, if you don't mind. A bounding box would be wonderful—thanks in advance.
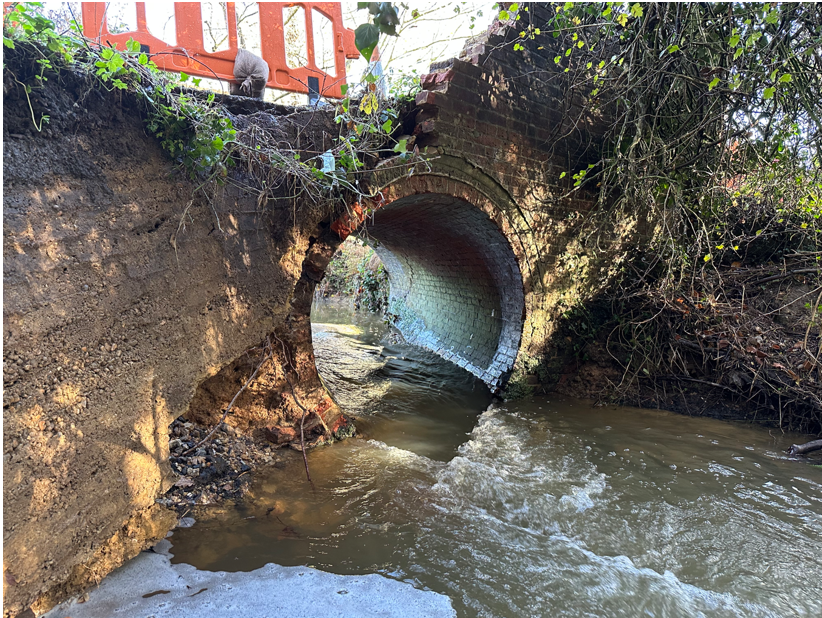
[334,160,541,391]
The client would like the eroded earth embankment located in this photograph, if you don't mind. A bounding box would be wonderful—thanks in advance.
[2,48,349,615]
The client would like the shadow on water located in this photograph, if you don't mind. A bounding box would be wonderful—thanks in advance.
[170,299,822,618]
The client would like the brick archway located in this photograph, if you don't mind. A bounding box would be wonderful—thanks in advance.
[327,164,535,392]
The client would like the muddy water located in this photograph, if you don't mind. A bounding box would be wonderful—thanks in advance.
[171,300,822,617]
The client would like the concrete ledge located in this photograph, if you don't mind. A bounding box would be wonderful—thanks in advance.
[43,540,455,618]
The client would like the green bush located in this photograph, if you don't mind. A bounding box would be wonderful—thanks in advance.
[315,237,389,313]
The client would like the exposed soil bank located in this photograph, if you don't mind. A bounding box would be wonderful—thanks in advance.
[2,47,345,616]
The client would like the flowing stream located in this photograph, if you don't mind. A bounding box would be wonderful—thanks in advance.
[170,300,822,617]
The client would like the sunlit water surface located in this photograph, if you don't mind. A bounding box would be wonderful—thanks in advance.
[171,300,822,617]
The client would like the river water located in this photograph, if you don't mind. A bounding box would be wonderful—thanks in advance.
[170,300,822,617]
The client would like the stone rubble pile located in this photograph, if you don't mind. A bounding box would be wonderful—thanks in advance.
[157,416,283,511]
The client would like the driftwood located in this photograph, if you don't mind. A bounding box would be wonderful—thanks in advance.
[231,48,269,99]
[754,268,821,285]
[787,439,822,456]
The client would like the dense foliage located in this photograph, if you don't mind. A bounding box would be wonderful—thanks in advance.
[315,238,390,313]
[507,2,822,271]
[502,2,822,429]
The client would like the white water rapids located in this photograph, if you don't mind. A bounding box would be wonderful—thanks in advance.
[166,300,822,617]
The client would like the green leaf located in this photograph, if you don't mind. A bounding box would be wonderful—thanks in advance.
[733,47,744,60]
[509,3,519,10]
[499,10,510,20]
[703,254,711,262]
[212,136,224,151]
[617,13,628,27]
[354,23,380,61]
[729,34,740,48]
[179,72,189,82]
[708,76,720,90]
[381,119,393,132]
[393,138,408,153]
[667,44,679,54]
[779,73,792,83]
[340,84,349,96]
[630,3,643,18]
[4,37,15,49]
[559,171,567,178]
[138,53,148,65]
[763,87,775,99]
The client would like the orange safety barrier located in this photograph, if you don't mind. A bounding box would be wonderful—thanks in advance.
[80,3,359,98]
[5,2,360,99]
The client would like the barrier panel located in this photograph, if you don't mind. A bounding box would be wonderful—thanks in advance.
[6,2,360,98]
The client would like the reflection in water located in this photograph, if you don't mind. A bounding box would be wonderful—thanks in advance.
[311,300,493,460]
[171,300,822,618]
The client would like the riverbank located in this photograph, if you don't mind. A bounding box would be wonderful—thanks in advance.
[517,262,822,437]
[41,304,822,618]
[156,417,283,512]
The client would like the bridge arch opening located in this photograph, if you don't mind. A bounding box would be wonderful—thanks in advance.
[314,187,525,394]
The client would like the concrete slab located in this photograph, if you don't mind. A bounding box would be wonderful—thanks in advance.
[42,540,455,618]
